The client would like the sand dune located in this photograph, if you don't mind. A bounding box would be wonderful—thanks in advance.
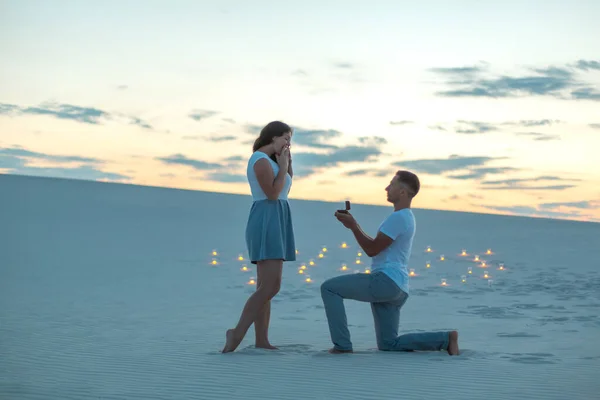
[1,174,599,399]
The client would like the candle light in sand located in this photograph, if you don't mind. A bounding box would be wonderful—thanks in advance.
[439,254,445,261]
[305,276,313,283]
[409,269,416,277]
[426,245,432,253]
[498,263,505,271]
[340,263,348,271]
[426,261,431,268]
[474,255,480,262]
[441,278,447,286]
[237,254,244,261]
[468,266,473,274]
[461,275,467,283]
[300,263,307,270]
[341,242,348,248]
[240,264,249,272]
[357,251,363,257]
[483,272,490,279]
[322,246,328,253]
[461,249,468,256]
[248,277,256,285]
[211,249,218,256]
[480,261,487,268]
[318,252,324,259]
[309,259,315,266]
[486,249,493,255]
[355,257,362,264]
[298,268,305,274]
[364,268,371,274]
[211,258,218,266]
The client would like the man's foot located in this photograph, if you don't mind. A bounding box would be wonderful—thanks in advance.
[222,329,243,353]
[255,342,278,350]
[447,330,459,355]
[328,348,353,354]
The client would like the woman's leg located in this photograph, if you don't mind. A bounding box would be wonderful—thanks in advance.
[254,263,278,349]
[222,259,283,353]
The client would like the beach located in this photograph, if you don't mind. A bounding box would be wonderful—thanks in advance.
[1,173,599,399]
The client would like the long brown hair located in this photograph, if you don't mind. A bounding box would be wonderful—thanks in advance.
[253,121,292,162]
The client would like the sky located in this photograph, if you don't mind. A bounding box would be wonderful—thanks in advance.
[1,0,599,223]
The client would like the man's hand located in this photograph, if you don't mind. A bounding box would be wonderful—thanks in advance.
[334,211,358,229]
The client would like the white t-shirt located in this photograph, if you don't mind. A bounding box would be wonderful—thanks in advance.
[371,208,416,294]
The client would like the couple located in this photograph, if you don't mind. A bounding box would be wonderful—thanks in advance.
[222,121,460,355]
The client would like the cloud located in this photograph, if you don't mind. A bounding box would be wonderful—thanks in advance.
[0,101,153,129]
[156,154,223,170]
[590,123,600,129]
[390,120,414,126]
[0,146,129,182]
[292,145,382,178]
[480,175,580,191]
[344,168,389,177]
[507,119,561,127]
[292,128,342,150]
[429,62,600,101]
[393,154,506,175]
[538,200,597,210]
[358,136,387,146]
[203,171,246,183]
[189,109,219,121]
[204,135,237,142]
[334,62,354,69]
[117,85,129,90]
[454,120,498,134]
[515,132,560,141]
[446,167,519,180]
[573,60,600,71]
[482,205,581,219]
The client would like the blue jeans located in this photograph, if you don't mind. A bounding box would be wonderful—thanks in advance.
[320,271,450,352]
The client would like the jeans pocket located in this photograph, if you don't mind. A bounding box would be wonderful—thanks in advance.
[369,272,400,301]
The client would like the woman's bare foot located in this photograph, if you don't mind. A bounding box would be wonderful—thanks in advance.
[255,342,278,350]
[447,330,459,355]
[222,329,243,353]
[328,348,353,354]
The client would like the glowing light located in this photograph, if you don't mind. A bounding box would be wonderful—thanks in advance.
[309,259,315,266]
[426,261,431,268]
[211,259,218,265]
[298,269,305,274]
[498,263,505,271]
[300,264,307,270]
[480,261,487,268]
[440,255,445,261]
[461,249,467,256]
[483,272,489,279]
[341,242,348,248]
[237,254,244,261]
[240,265,249,272]
[318,253,324,258]
[248,277,256,285]
[364,268,371,274]
[486,249,493,255]
[211,250,218,256]
[340,264,348,271]
[468,266,473,274]
[441,278,447,286]
[426,246,432,253]
[409,269,416,277]
[474,255,480,262]
[295,249,299,254]
[461,275,467,283]
[322,247,328,252]
[305,276,312,283]
[355,258,362,264]
[357,252,363,257]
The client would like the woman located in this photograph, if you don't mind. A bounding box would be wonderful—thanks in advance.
[222,121,295,353]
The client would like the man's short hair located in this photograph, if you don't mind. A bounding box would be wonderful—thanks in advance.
[396,170,420,198]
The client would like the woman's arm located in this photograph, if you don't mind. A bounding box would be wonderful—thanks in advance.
[254,158,288,200]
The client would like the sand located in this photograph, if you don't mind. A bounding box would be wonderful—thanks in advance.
[1,174,599,399]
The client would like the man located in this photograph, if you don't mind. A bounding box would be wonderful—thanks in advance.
[320,170,459,355]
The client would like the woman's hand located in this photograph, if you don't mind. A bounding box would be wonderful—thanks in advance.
[275,145,290,171]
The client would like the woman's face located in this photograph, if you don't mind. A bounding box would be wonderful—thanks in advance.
[273,131,292,153]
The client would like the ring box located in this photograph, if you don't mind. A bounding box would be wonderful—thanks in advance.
[337,201,351,214]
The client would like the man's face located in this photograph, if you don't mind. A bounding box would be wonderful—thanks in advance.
[386,175,411,202]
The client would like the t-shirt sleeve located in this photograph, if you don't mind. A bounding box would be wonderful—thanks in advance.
[378,212,409,240]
